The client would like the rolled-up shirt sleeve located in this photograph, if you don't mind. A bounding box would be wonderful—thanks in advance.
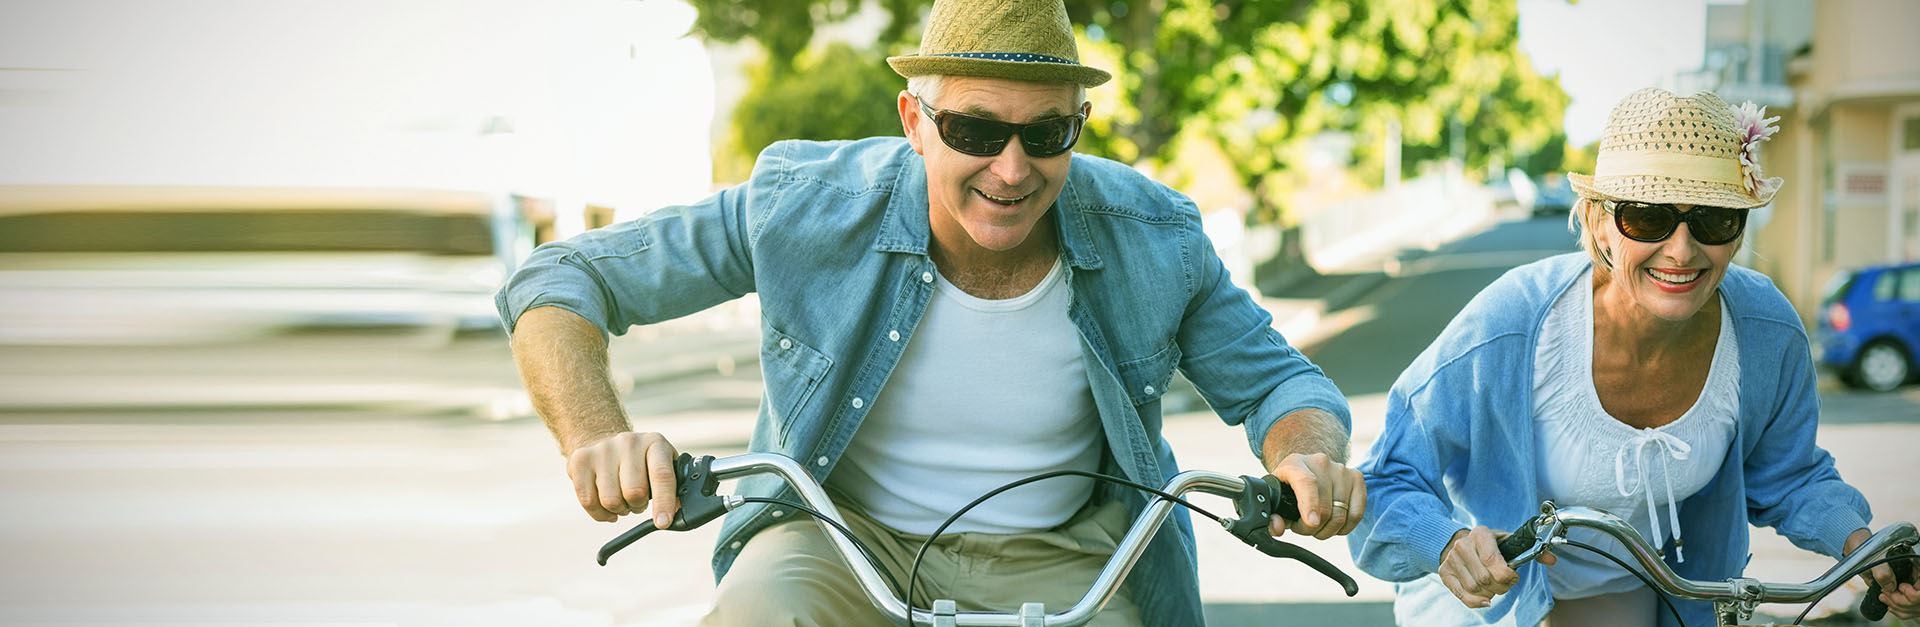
[1168,204,1350,456]
[495,146,787,335]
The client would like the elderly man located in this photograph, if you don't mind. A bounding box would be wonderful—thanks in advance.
[496,0,1361,624]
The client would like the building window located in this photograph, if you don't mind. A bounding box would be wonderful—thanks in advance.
[1906,116,1920,152]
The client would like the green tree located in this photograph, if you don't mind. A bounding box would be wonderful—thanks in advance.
[720,43,906,181]
[689,0,1568,225]
[1562,138,1599,176]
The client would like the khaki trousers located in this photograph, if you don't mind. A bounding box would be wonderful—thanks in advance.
[701,496,1140,627]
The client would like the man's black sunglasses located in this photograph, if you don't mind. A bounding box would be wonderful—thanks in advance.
[1603,200,1748,246]
[915,95,1085,158]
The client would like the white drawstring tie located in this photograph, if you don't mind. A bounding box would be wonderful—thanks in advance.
[1615,428,1692,563]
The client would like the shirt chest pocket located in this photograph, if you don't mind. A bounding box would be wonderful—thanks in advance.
[1116,342,1180,406]
[762,326,832,444]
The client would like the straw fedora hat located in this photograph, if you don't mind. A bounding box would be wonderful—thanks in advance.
[887,0,1111,88]
[1570,87,1784,209]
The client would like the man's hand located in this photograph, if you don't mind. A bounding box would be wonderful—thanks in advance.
[1259,408,1364,540]
[1847,527,1920,620]
[508,308,678,527]
[1267,452,1365,540]
[566,431,681,527]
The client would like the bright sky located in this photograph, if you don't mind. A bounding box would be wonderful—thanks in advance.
[0,0,716,213]
[0,0,1720,194]
[1518,0,1709,145]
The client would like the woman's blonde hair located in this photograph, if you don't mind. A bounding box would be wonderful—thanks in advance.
[1569,197,1612,276]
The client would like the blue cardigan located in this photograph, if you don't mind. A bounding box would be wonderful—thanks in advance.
[1348,253,1873,626]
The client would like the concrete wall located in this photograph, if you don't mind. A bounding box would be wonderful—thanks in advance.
[1810,0,1920,89]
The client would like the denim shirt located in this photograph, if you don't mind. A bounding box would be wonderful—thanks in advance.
[497,137,1350,624]
[1349,253,1872,626]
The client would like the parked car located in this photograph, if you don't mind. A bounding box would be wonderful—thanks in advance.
[1817,261,1920,392]
[1532,174,1576,218]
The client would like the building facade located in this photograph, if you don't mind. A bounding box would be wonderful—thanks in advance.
[1691,0,1920,321]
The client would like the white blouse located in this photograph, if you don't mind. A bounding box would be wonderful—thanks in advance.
[1532,269,1739,598]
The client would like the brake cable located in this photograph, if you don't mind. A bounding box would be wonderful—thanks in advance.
[899,469,1228,627]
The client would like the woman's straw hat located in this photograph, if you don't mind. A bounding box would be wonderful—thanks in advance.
[887,0,1111,88]
[1570,87,1784,209]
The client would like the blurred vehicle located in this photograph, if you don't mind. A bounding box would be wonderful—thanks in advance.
[1817,261,1920,392]
[1488,168,1538,214]
[1532,174,1576,218]
[0,186,530,345]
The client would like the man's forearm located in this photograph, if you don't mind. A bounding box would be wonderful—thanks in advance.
[510,306,632,455]
[1260,407,1351,466]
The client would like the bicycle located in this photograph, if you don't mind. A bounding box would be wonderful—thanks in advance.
[594,452,1360,627]
[1496,500,1918,626]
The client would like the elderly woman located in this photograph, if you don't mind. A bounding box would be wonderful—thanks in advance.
[1347,87,1918,626]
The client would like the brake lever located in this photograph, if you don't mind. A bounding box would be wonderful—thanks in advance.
[1220,474,1360,597]
[596,453,728,566]
[1500,501,1561,569]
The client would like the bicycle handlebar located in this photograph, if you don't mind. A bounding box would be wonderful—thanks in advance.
[596,452,1357,627]
[1497,501,1917,622]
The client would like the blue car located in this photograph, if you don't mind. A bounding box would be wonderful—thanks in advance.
[1817,261,1920,392]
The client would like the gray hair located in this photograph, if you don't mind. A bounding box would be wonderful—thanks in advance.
[907,74,1086,109]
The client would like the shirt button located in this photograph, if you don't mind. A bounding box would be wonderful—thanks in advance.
[815,456,829,467]
[851,397,865,409]
[888,330,900,342]
[1144,385,1156,395]
[771,509,785,518]
[778,338,792,350]
[921,271,934,283]
[729,541,742,550]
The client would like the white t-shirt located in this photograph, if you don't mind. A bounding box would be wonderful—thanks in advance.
[1532,269,1739,598]
[828,258,1103,535]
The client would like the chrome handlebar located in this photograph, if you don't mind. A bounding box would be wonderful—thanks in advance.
[1501,500,1917,620]
[596,452,1356,627]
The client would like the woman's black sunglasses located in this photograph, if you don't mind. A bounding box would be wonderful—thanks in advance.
[1604,200,1749,246]
[915,96,1085,158]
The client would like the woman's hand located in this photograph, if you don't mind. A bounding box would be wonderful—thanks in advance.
[1847,528,1920,620]
[1438,526,1556,608]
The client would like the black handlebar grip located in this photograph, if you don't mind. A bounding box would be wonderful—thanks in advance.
[1258,475,1301,521]
[595,453,727,566]
[1861,543,1915,622]
[1498,522,1539,563]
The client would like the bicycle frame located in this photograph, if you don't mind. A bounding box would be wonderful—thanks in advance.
[1503,500,1918,624]
[597,452,1357,627]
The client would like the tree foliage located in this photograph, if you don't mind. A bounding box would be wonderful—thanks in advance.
[722,43,906,180]
[688,0,1569,224]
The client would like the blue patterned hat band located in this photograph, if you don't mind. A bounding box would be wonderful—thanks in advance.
[933,52,1077,65]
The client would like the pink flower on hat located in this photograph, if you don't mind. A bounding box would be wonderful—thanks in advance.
[1734,101,1783,198]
